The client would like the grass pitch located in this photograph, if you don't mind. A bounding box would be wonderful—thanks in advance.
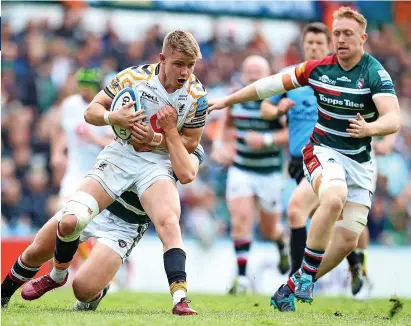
[2,290,410,326]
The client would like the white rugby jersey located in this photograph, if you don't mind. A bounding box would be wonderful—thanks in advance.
[61,94,111,176]
[104,64,208,163]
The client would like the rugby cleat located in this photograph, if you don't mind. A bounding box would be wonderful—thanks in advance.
[294,273,314,304]
[350,263,364,296]
[72,284,110,311]
[270,284,296,312]
[21,273,68,301]
[172,298,198,316]
[278,251,291,275]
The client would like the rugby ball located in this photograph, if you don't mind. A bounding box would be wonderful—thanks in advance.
[110,87,140,140]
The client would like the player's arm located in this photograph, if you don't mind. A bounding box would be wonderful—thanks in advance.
[84,69,145,129]
[208,68,306,112]
[261,97,295,121]
[156,106,200,183]
[160,94,208,153]
[166,130,203,184]
[348,68,400,138]
[367,96,400,136]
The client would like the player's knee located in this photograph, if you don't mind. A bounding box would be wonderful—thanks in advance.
[57,192,99,241]
[231,213,251,236]
[317,163,347,208]
[72,277,97,302]
[287,202,304,225]
[58,215,78,237]
[158,215,180,236]
[322,193,346,213]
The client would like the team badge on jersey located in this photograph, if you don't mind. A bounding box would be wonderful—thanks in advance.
[356,78,365,89]
[118,240,127,248]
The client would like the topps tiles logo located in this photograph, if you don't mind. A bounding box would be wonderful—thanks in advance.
[319,94,364,108]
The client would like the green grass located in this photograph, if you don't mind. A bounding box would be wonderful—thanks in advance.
[2,290,411,326]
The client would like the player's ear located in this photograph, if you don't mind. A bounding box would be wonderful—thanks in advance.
[160,53,165,63]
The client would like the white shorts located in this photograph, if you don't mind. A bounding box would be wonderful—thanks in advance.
[80,209,149,262]
[302,144,375,208]
[86,141,176,200]
[226,166,283,214]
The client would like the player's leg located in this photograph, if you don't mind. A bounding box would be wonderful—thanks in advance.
[225,167,255,294]
[315,202,368,279]
[140,178,196,315]
[257,171,290,275]
[21,177,113,301]
[71,210,149,311]
[259,210,289,274]
[1,216,58,307]
[228,196,255,293]
[346,154,376,299]
[71,242,120,310]
[287,178,319,276]
[272,146,348,311]
[346,227,371,298]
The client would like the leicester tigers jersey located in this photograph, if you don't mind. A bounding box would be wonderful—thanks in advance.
[230,100,284,174]
[106,144,205,224]
[104,64,208,163]
[291,53,396,163]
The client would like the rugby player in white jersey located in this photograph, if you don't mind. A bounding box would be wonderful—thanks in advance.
[211,55,290,294]
[52,68,112,206]
[209,7,400,311]
[5,30,207,315]
[1,106,205,315]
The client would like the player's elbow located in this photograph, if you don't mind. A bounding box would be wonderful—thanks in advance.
[84,105,93,123]
[185,139,199,154]
[179,169,196,184]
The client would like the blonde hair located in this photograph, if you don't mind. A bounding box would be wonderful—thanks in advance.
[162,30,202,60]
[333,6,367,31]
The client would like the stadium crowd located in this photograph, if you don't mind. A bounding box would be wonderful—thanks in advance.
[2,6,411,245]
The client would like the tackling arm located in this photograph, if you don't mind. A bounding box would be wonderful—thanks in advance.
[165,128,202,184]
[212,72,298,109]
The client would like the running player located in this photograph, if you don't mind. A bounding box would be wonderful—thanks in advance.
[211,55,289,294]
[208,7,400,312]
[3,30,207,315]
[260,22,330,278]
[1,106,205,315]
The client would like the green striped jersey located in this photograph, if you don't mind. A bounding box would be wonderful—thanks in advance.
[230,100,284,174]
[106,144,205,224]
[292,53,396,163]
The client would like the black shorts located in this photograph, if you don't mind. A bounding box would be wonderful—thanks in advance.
[288,156,305,184]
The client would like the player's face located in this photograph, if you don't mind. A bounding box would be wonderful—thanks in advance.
[79,86,98,102]
[303,32,329,61]
[332,18,367,60]
[163,51,196,90]
[243,63,270,84]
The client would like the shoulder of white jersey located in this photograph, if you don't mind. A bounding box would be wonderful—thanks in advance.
[186,74,207,100]
[104,63,159,99]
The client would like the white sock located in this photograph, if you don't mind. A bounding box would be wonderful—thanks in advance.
[172,290,186,305]
[49,267,68,283]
